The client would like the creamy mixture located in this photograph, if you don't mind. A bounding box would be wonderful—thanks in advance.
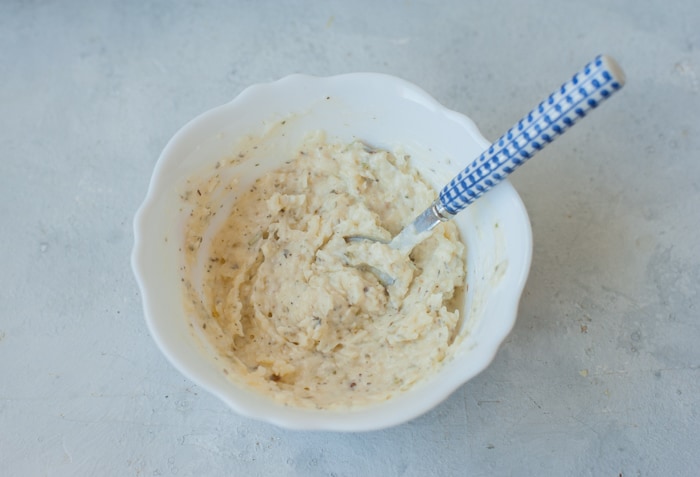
[183,132,466,409]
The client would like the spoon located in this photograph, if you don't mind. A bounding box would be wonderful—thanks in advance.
[350,55,625,270]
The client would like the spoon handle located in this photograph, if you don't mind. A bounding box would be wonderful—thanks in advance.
[437,54,625,217]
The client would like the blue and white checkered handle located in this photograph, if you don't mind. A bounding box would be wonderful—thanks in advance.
[388,55,625,252]
[438,54,626,216]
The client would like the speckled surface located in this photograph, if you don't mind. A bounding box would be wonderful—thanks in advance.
[2,1,699,475]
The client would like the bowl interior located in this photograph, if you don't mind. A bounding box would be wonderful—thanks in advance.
[132,73,532,431]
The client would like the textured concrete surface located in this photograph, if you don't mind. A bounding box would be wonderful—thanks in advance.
[1,1,699,475]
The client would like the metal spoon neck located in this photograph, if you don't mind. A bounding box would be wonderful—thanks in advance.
[388,199,454,252]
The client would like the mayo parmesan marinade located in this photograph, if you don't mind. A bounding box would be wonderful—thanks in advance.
[183,132,466,409]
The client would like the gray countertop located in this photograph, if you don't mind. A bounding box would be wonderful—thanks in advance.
[2,1,699,475]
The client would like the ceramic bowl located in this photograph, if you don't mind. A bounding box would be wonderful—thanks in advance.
[131,73,532,431]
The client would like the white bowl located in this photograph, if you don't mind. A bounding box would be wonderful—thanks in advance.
[131,73,532,431]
